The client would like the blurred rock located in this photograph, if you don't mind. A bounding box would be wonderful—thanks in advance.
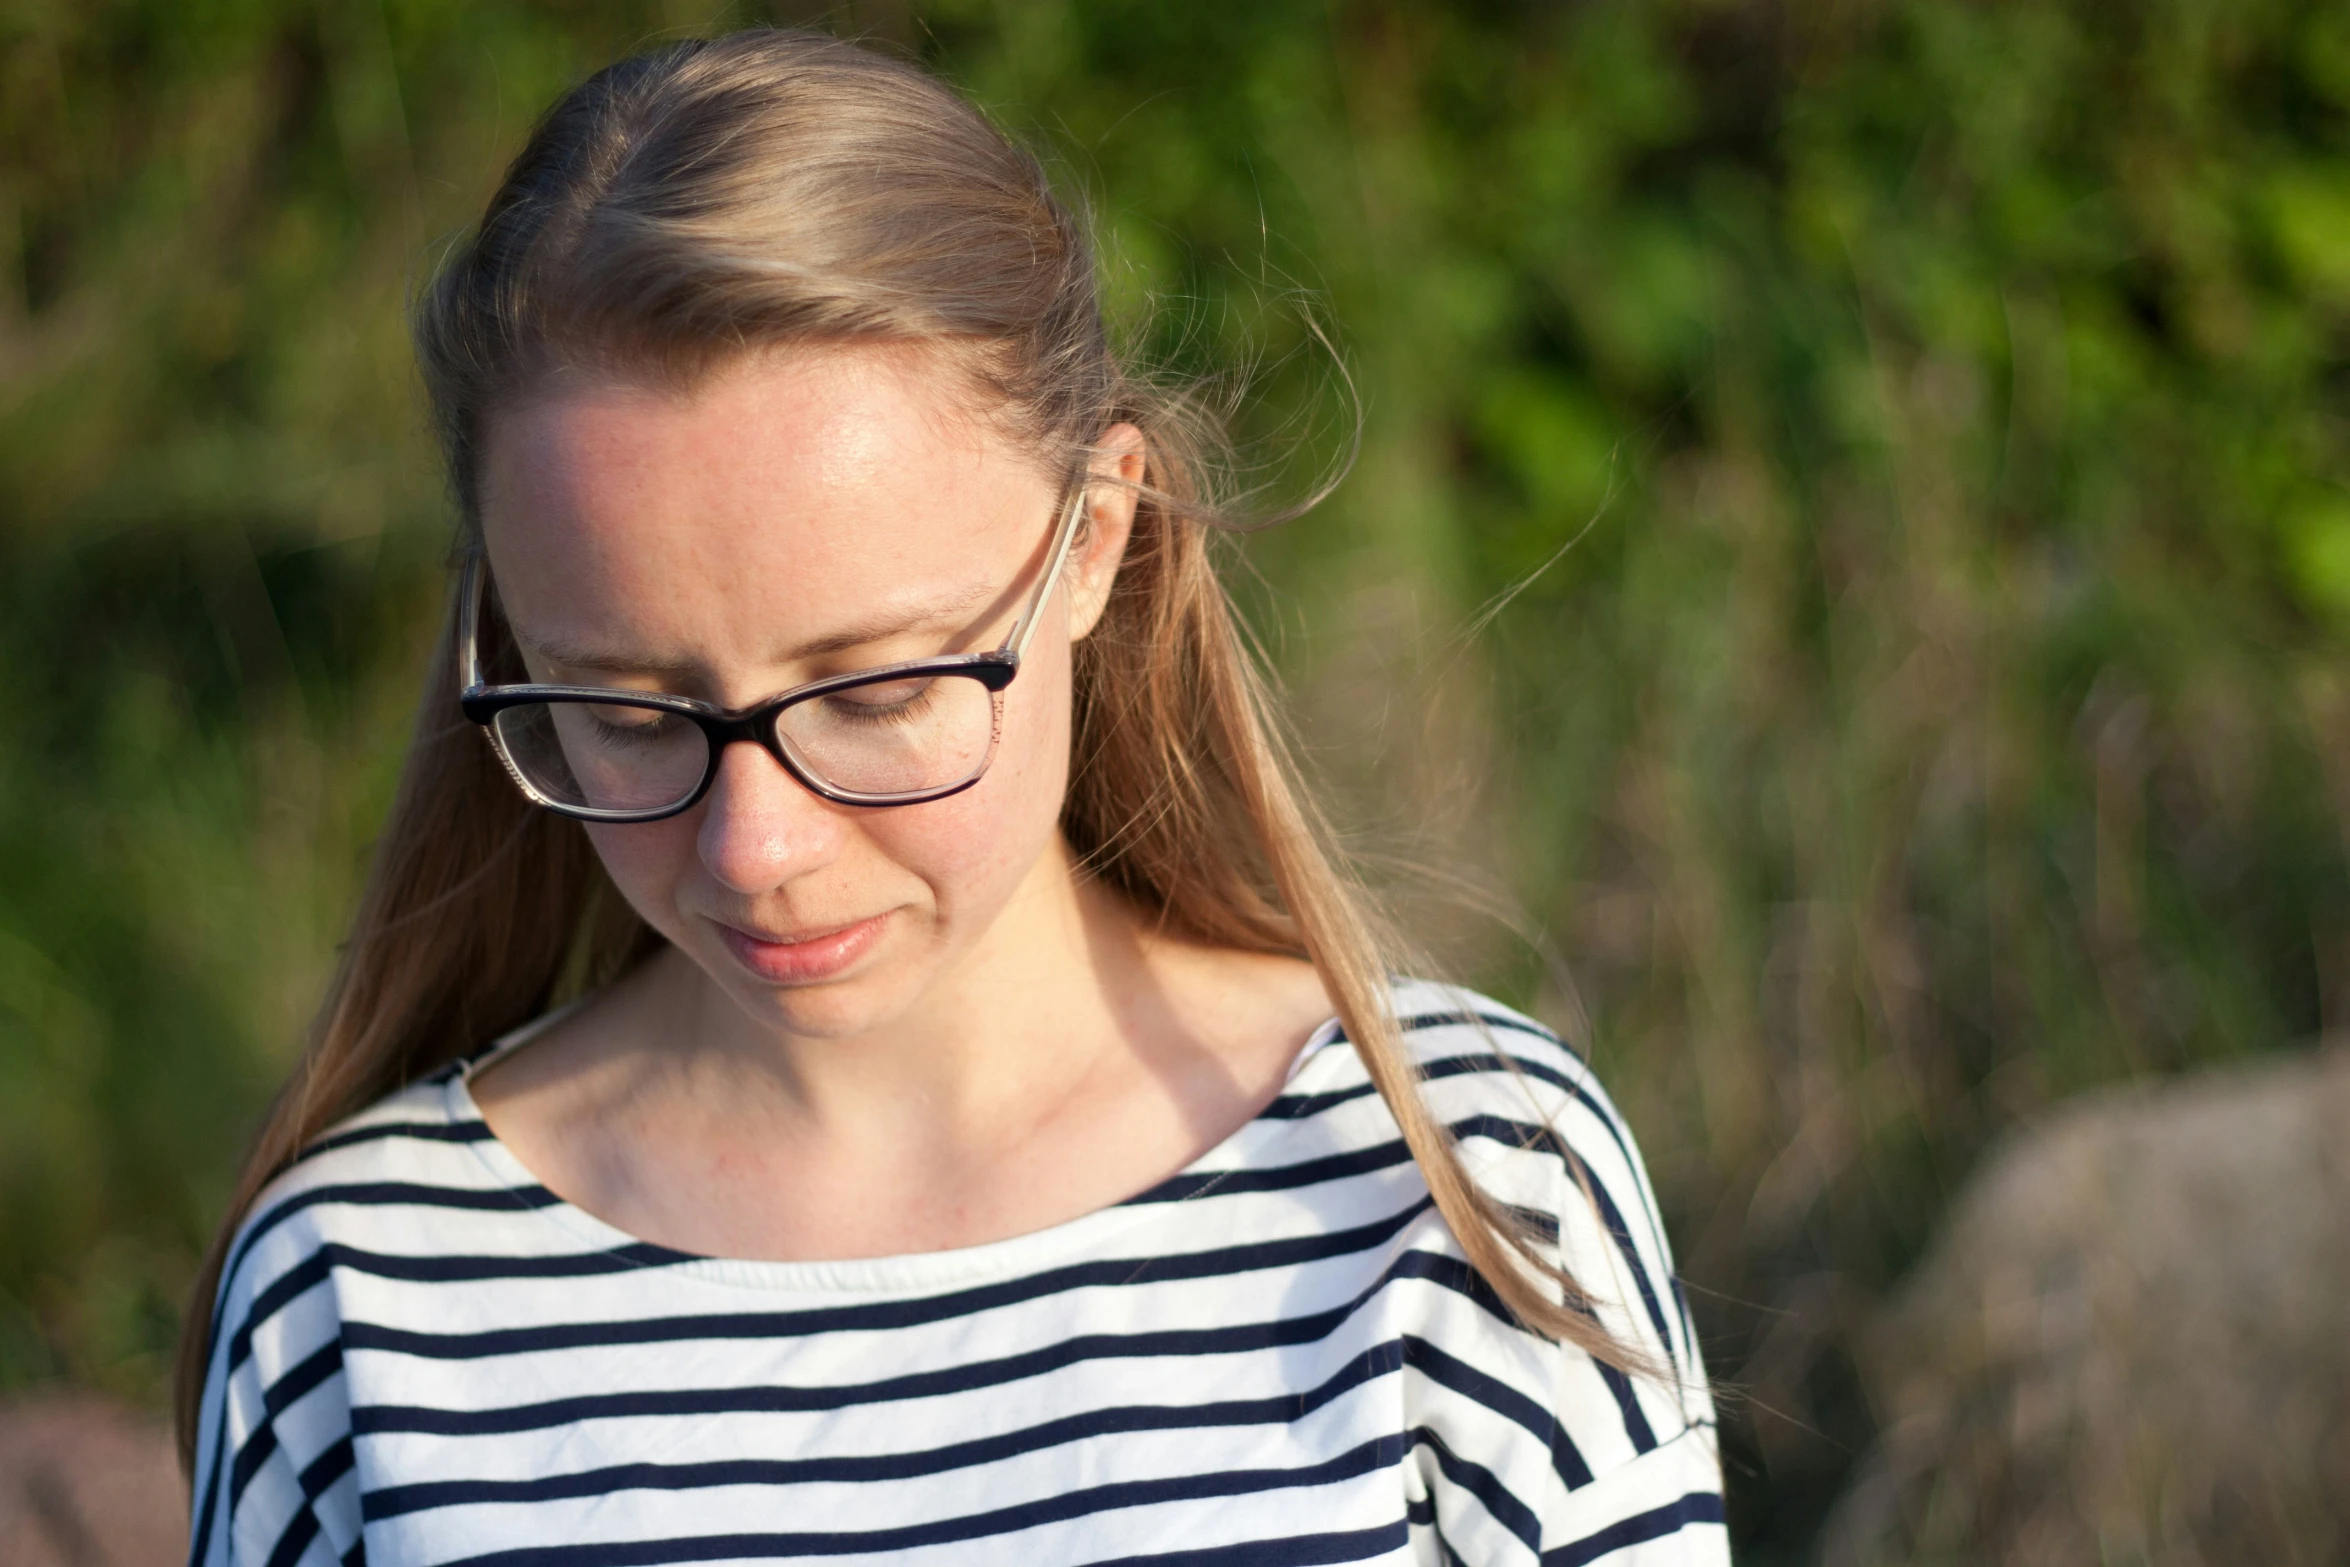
[0,1392,183,1567]
[1821,1046,2350,1566]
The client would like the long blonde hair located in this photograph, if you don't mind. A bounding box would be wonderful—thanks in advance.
[174,26,1632,1469]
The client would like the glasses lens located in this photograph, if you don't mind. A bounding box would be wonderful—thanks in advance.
[775,673,1000,799]
[491,700,710,815]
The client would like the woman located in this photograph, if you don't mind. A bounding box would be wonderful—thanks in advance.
[182,29,1723,1567]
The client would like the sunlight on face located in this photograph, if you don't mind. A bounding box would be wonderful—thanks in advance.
[477,343,1078,1038]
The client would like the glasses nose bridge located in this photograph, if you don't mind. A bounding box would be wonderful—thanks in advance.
[703,705,817,799]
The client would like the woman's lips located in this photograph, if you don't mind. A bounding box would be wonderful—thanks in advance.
[716,913,890,985]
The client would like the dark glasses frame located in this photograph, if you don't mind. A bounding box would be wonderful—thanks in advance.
[458,477,1089,822]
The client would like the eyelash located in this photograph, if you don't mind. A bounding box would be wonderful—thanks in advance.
[818,681,936,724]
[584,709,689,748]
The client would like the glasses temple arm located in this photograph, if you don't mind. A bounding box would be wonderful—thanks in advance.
[1001,479,1089,663]
[458,553,487,690]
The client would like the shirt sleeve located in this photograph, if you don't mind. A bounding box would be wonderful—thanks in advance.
[1404,1001,1730,1566]
[188,1190,365,1567]
[1534,1055,1726,1565]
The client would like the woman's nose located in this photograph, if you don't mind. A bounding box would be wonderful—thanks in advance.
[695,739,844,894]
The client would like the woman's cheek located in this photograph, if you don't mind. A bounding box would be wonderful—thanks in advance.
[884,671,1074,915]
[871,781,1035,918]
[583,817,700,937]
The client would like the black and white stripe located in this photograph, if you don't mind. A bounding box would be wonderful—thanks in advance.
[191,981,1724,1566]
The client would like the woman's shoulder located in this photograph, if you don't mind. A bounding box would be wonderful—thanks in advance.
[209,1066,521,1327]
[1371,978,1666,1236]
[1287,979,1629,1164]
[190,1070,513,1561]
[250,1063,491,1198]
[1370,978,1621,1138]
[1355,982,1703,1352]
[1304,979,1675,1289]
[1378,978,1589,1068]
[1371,982,1720,1494]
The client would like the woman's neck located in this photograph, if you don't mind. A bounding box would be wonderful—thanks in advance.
[647,835,1160,1155]
[471,836,1330,1262]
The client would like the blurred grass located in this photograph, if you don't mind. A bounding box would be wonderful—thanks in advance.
[4,0,2349,1559]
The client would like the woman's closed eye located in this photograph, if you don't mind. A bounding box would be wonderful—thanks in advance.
[820,677,938,724]
[584,703,691,747]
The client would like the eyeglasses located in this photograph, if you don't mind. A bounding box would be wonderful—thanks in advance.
[459,479,1088,822]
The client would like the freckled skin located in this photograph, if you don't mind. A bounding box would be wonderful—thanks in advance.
[471,344,1333,1263]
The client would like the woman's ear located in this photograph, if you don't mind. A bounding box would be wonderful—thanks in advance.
[1064,422,1146,643]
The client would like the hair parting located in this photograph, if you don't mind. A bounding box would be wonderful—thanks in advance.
[174,25,1650,1472]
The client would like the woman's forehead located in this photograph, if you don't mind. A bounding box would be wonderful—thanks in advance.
[476,345,1057,667]
[483,345,1035,544]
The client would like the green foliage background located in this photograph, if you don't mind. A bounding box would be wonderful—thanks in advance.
[5,0,2348,1556]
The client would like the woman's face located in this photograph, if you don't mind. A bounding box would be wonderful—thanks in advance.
[477,344,1131,1040]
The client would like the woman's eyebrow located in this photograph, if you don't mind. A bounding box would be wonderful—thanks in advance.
[784,580,998,660]
[522,583,999,675]
[517,636,701,678]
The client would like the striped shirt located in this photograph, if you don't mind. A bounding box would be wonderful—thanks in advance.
[191,981,1724,1567]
